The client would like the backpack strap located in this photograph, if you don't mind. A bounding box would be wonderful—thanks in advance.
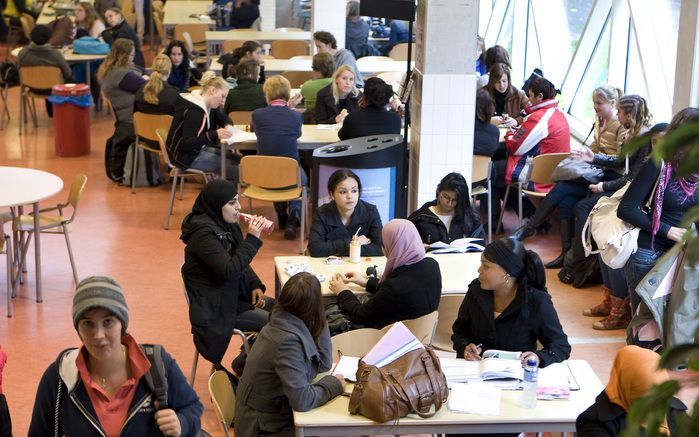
[140,344,169,409]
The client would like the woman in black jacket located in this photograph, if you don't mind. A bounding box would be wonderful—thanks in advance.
[452,238,570,368]
[307,169,383,257]
[314,65,362,125]
[219,40,266,83]
[408,172,483,245]
[329,219,441,328]
[134,54,179,116]
[180,180,274,368]
[338,77,401,140]
[102,7,145,68]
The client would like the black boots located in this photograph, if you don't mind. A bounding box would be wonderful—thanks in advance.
[510,198,557,241]
[545,218,574,269]
[274,202,288,229]
[284,211,298,240]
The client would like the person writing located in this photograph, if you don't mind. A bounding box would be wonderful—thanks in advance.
[29,276,203,436]
[234,272,344,436]
[329,219,441,329]
[451,238,571,367]
[180,180,274,372]
[307,169,383,257]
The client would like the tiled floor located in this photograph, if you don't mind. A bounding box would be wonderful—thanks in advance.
[0,70,624,437]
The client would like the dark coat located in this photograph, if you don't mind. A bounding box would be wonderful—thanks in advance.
[167,92,231,169]
[337,257,442,328]
[474,118,501,157]
[338,106,402,140]
[307,200,383,257]
[451,280,571,367]
[101,20,145,67]
[29,347,203,437]
[576,391,687,437]
[408,200,484,244]
[223,79,266,113]
[230,4,260,29]
[235,306,343,437]
[134,82,180,115]
[180,213,265,365]
[219,53,266,82]
[314,84,361,124]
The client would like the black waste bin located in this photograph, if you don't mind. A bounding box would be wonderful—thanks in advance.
[312,134,406,223]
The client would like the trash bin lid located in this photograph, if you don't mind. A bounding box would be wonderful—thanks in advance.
[52,83,90,96]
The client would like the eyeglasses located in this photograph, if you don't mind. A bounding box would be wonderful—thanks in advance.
[439,193,458,204]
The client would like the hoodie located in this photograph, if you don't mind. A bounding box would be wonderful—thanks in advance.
[166,90,232,169]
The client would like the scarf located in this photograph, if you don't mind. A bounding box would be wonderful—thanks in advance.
[190,180,239,234]
[380,219,425,280]
[605,346,668,412]
[482,239,524,278]
[651,161,698,248]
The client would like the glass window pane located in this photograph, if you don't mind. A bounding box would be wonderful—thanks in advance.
[568,22,611,127]
[496,2,514,55]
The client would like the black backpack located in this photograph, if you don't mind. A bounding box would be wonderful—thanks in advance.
[0,60,19,87]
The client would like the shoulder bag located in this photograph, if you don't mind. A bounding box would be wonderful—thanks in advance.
[551,157,604,184]
[348,346,448,423]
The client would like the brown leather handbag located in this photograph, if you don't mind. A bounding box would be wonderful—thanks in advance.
[348,346,449,423]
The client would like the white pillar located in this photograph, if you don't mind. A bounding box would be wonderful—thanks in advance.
[260,0,275,31]
[409,0,479,212]
[311,0,346,50]
[672,0,699,113]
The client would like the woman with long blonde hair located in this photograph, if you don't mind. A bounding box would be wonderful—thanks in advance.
[314,64,362,124]
[99,38,147,182]
[135,54,179,115]
[74,2,105,38]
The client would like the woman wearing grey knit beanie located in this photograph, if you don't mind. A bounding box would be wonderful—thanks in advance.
[28,276,204,437]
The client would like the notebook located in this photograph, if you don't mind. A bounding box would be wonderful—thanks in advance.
[427,238,485,254]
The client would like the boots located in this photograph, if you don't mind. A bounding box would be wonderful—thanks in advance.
[583,287,612,317]
[592,295,630,330]
[510,197,557,241]
[273,202,288,229]
[284,210,298,240]
[545,218,574,269]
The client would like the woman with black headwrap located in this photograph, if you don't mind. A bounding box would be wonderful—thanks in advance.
[452,238,570,368]
[180,180,275,369]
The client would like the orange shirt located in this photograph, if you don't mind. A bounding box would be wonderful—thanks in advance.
[75,335,151,437]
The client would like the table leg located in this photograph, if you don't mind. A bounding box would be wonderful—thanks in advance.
[33,202,42,302]
[294,427,304,437]
[274,268,281,299]
[85,61,91,89]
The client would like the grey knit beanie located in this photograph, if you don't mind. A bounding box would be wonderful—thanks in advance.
[72,276,129,330]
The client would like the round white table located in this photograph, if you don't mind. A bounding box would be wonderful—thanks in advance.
[0,167,64,303]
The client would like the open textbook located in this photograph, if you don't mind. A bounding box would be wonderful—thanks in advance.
[427,238,485,254]
[440,356,524,384]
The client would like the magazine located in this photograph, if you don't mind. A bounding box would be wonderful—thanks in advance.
[427,238,485,254]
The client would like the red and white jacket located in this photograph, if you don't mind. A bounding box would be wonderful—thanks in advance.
[504,99,570,192]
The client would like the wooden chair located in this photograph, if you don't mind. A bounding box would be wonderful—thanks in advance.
[239,156,307,253]
[228,110,253,126]
[388,43,412,61]
[496,152,570,233]
[131,113,173,193]
[175,23,208,53]
[155,128,213,230]
[330,328,383,362]
[13,174,87,287]
[376,71,404,94]
[290,55,312,61]
[1,223,13,317]
[18,66,63,135]
[250,16,262,31]
[125,13,137,29]
[209,370,236,436]
[357,55,394,63]
[381,311,439,345]
[432,294,465,351]
[222,39,245,54]
[271,40,309,59]
[121,0,134,14]
[471,154,493,242]
[19,13,35,41]
[281,70,315,88]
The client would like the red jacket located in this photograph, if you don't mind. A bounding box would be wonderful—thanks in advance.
[504,99,570,192]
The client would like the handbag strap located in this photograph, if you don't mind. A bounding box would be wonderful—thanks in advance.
[644,166,663,211]
[385,369,437,419]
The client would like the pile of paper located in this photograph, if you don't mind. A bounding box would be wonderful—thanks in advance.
[448,382,501,415]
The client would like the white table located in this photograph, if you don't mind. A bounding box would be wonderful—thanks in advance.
[220,124,340,178]
[11,47,107,89]
[163,1,215,35]
[274,253,480,298]
[293,360,602,436]
[206,30,311,58]
[209,57,413,76]
[0,167,64,303]
[37,2,76,26]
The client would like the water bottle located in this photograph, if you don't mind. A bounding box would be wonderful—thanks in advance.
[521,355,539,409]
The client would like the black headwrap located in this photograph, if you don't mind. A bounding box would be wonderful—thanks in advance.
[483,238,525,278]
[190,180,239,232]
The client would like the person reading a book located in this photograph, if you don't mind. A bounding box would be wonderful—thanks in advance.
[307,169,383,257]
[180,180,275,375]
[408,172,484,246]
[328,219,441,328]
[235,272,345,437]
[576,345,691,436]
[451,238,570,368]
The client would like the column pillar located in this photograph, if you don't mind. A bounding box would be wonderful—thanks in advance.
[672,0,699,113]
[259,0,275,31]
[311,0,346,50]
[409,0,479,212]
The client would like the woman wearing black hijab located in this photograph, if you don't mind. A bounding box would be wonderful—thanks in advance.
[180,180,274,369]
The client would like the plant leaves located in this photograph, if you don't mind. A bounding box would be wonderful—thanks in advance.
[659,344,699,369]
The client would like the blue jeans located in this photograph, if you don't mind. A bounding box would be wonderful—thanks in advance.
[235,296,276,332]
[599,261,627,298]
[274,166,308,219]
[190,146,239,182]
[547,181,589,219]
[625,247,664,312]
